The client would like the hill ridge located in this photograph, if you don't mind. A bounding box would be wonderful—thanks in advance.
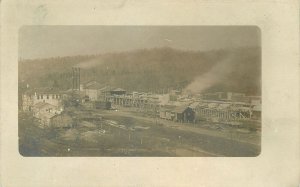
[19,47,261,95]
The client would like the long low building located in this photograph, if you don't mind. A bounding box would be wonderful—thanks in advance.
[159,105,195,123]
[21,88,63,111]
[193,101,261,122]
[158,99,261,124]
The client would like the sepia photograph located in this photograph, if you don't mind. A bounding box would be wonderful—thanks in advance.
[2,1,298,186]
[18,26,261,157]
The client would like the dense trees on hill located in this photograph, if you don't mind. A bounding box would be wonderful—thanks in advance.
[19,47,261,95]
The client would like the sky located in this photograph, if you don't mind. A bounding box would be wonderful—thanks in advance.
[19,26,260,59]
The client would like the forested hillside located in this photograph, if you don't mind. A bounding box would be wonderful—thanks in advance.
[19,47,261,95]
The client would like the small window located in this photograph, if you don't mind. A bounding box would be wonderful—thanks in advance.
[46,95,49,99]
[41,95,43,99]
[37,95,40,99]
[52,94,55,99]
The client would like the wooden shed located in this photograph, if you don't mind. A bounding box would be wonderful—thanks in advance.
[172,106,195,123]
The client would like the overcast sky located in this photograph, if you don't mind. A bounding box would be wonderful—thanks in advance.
[19,26,260,59]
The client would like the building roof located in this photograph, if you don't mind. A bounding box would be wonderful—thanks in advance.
[232,106,251,111]
[82,80,98,85]
[216,103,231,110]
[33,102,56,109]
[36,111,58,119]
[172,105,191,113]
[111,88,126,92]
[207,103,219,108]
[160,105,176,112]
[45,112,58,119]
[23,87,62,95]
[85,82,104,90]
[98,86,111,92]
[189,102,199,109]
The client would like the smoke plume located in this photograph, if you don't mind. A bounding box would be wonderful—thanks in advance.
[184,54,234,94]
[74,57,104,69]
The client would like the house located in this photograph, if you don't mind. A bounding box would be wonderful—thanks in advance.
[159,105,176,120]
[22,93,34,111]
[172,105,195,123]
[35,92,63,107]
[32,102,72,128]
[32,102,61,117]
[32,102,62,127]
[160,110,176,120]
[159,109,168,119]
[35,112,73,128]
[35,112,57,128]
[166,111,175,120]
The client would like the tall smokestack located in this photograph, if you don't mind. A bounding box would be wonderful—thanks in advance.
[72,67,74,90]
[75,68,78,90]
[78,68,81,91]
[72,67,81,91]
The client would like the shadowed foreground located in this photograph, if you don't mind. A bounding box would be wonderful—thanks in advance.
[19,111,260,157]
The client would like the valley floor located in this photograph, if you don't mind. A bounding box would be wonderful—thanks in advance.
[19,108,261,157]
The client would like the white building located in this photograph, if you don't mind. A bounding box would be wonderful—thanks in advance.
[22,90,63,111]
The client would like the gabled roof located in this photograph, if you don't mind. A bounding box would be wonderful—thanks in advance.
[37,111,57,119]
[23,87,62,95]
[160,105,176,112]
[189,102,199,109]
[98,86,111,91]
[85,82,104,90]
[33,102,56,109]
[111,88,126,92]
[216,103,231,110]
[83,80,98,86]
[230,106,251,111]
[207,103,218,108]
[172,105,191,113]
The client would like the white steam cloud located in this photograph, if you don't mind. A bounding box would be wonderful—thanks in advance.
[184,54,234,94]
[74,57,103,69]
